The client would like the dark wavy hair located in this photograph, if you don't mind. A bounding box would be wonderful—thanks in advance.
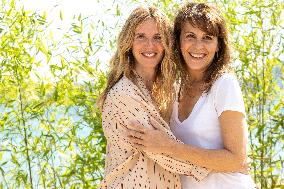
[174,2,231,94]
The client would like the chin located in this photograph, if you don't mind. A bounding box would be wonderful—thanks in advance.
[144,60,160,65]
[187,64,207,71]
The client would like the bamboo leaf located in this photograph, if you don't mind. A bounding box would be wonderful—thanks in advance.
[60,10,63,20]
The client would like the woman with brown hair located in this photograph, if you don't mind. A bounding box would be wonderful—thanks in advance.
[127,3,255,189]
[98,6,209,189]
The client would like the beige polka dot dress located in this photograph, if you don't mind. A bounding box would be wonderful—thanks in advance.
[99,74,209,189]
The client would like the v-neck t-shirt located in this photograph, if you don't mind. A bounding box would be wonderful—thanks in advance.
[99,75,209,189]
[170,73,255,189]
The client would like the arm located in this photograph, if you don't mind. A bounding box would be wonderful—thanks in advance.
[108,85,209,181]
[128,112,248,172]
[163,111,247,172]
[170,75,248,172]
[128,75,249,172]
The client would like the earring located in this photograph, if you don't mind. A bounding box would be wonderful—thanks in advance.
[127,51,132,63]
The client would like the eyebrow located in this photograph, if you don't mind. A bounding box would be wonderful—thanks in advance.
[183,31,195,35]
[135,33,145,35]
[183,31,214,37]
[134,32,161,36]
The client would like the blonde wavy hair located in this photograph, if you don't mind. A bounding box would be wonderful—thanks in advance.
[98,6,176,121]
[173,3,231,95]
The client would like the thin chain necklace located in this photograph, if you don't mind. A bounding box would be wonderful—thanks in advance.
[133,70,154,91]
[179,80,205,100]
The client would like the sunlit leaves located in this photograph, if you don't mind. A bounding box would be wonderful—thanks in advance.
[215,0,284,188]
[0,0,106,188]
[0,0,283,188]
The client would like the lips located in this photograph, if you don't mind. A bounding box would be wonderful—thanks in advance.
[141,52,157,58]
[189,52,206,59]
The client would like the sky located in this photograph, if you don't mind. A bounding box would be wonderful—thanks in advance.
[15,0,133,80]
[1,0,283,184]
[10,0,284,77]
[16,0,164,76]
[14,0,186,83]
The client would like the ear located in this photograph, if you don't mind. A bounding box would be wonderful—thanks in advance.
[215,47,220,58]
[216,38,220,52]
[215,48,219,59]
[217,43,220,52]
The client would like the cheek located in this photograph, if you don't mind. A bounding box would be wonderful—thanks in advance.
[180,46,188,57]
[180,41,190,52]
[132,44,141,54]
[210,41,219,53]
[157,44,165,53]
[180,40,186,49]
[209,44,218,56]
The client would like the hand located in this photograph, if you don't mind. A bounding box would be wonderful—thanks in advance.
[126,120,175,154]
[238,157,253,175]
[238,162,249,175]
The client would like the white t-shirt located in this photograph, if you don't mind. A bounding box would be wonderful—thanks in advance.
[171,73,256,189]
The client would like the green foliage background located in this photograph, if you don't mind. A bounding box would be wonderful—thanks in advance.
[0,0,283,188]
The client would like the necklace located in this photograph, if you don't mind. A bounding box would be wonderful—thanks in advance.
[179,80,205,99]
[133,71,154,90]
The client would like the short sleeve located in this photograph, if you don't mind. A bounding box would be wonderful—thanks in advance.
[214,74,246,117]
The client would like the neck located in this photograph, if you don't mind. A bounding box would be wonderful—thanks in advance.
[134,67,156,83]
[134,67,156,91]
[188,69,204,83]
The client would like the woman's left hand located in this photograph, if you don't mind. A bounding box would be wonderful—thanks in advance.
[126,120,175,154]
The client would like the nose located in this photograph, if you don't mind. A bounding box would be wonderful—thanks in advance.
[193,39,204,49]
[145,38,155,47]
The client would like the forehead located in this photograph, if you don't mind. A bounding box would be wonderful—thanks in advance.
[135,18,159,34]
[181,22,205,33]
[181,21,215,36]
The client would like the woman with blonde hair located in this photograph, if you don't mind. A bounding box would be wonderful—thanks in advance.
[126,3,255,189]
[98,6,209,189]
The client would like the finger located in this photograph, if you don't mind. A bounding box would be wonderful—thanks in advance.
[128,130,144,139]
[129,120,143,128]
[128,130,144,140]
[128,121,147,133]
[133,143,145,151]
[149,117,159,130]
[128,136,144,146]
[239,168,249,175]
[243,159,251,170]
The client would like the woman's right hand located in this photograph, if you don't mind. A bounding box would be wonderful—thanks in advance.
[238,157,252,175]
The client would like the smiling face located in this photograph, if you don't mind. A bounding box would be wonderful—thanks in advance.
[180,22,218,75]
[132,18,165,73]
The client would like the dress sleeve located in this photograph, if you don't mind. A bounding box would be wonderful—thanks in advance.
[214,75,246,117]
[108,88,209,181]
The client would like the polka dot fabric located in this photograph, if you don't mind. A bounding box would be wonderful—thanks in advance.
[99,75,209,189]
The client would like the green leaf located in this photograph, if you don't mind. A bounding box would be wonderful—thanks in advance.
[60,10,63,20]
[116,4,120,16]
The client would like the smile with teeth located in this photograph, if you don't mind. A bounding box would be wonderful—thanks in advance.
[189,53,206,59]
[142,52,156,58]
